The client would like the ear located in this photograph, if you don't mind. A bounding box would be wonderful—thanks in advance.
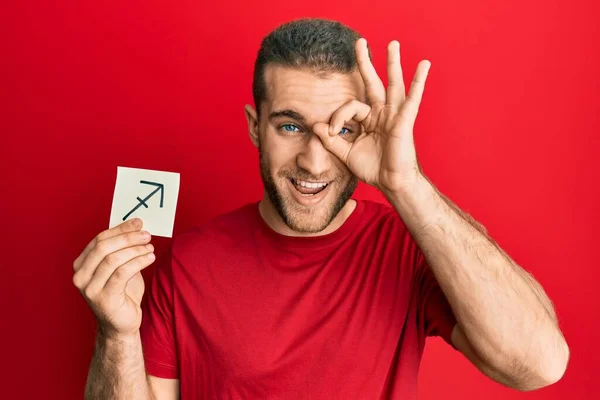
[244,104,260,148]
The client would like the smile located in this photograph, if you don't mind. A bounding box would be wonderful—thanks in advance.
[290,178,329,195]
[287,178,331,206]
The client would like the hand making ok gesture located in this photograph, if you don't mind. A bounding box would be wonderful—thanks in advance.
[313,38,431,195]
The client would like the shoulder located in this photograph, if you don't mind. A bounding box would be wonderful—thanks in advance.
[356,199,408,235]
[356,198,421,261]
[170,202,258,259]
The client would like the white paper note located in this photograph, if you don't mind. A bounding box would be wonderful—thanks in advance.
[109,166,181,238]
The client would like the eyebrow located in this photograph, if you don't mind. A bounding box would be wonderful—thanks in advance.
[268,109,306,123]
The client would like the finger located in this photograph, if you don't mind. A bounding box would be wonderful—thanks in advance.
[328,99,372,136]
[103,252,156,296]
[401,60,431,129]
[386,40,406,107]
[313,122,353,164]
[83,244,155,298]
[72,229,151,290]
[73,218,144,272]
[356,38,386,107]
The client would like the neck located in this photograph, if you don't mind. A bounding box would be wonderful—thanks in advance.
[258,196,357,237]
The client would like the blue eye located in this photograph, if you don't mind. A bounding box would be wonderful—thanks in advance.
[339,127,350,135]
[282,124,300,133]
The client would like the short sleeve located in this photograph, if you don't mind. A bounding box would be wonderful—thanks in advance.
[140,248,179,378]
[415,251,458,351]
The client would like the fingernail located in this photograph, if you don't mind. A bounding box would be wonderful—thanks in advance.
[147,253,155,260]
[142,231,151,239]
[146,244,154,251]
[133,218,142,228]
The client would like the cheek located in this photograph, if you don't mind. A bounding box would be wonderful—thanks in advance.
[263,137,301,176]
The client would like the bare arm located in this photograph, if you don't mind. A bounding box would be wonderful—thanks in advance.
[85,331,151,399]
[307,36,568,391]
[384,174,570,391]
[73,219,179,400]
[435,183,559,324]
[84,329,179,399]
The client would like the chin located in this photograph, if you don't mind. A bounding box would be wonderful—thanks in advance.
[258,147,358,234]
[274,176,357,234]
[281,198,335,233]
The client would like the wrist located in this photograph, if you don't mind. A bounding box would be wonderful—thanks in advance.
[383,173,441,232]
[382,172,430,206]
[96,325,140,345]
[94,327,144,371]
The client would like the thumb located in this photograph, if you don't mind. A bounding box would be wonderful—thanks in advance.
[312,122,352,164]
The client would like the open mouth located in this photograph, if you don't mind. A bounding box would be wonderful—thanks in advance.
[290,178,329,196]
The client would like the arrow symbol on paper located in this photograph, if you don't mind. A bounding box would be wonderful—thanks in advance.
[122,180,164,221]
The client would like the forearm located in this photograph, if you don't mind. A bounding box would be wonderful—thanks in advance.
[385,174,568,385]
[85,329,152,400]
[434,179,558,323]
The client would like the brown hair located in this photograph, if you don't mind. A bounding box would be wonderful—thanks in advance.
[252,18,370,118]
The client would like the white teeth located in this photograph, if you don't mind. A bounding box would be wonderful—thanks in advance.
[295,179,328,189]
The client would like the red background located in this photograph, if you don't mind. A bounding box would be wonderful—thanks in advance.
[1,0,598,398]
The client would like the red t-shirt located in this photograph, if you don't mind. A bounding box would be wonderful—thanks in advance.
[140,199,457,399]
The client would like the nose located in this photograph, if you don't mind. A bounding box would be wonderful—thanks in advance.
[296,132,332,179]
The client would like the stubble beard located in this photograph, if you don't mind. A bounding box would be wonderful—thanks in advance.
[258,141,358,234]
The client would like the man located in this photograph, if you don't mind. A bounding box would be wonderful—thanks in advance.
[73,18,569,399]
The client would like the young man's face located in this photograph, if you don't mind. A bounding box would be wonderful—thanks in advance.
[245,65,366,234]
